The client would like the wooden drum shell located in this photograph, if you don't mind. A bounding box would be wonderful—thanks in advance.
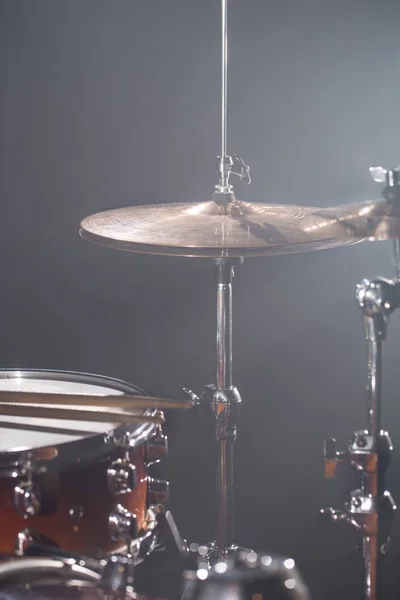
[0,442,149,557]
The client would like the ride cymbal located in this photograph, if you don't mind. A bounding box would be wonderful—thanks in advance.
[80,200,363,258]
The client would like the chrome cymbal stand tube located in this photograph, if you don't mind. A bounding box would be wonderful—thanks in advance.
[214,257,242,555]
[213,0,250,210]
[321,168,400,600]
[185,259,243,562]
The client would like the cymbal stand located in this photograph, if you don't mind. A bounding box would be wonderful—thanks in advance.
[321,166,400,600]
[183,0,250,562]
[321,275,398,600]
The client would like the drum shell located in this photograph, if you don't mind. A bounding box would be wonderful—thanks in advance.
[0,441,149,557]
[0,369,159,558]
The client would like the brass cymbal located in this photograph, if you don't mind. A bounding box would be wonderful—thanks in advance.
[299,197,400,241]
[80,200,363,258]
[0,391,193,411]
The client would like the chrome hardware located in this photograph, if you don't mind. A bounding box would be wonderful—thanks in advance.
[183,384,216,411]
[369,165,400,205]
[214,155,251,198]
[349,491,376,515]
[15,528,59,557]
[107,458,137,496]
[147,477,169,506]
[108,504,138,542]
[322,490,378,535]
[323,431,382,479]
[213,155,251,205]
[15,529,41,556]
[101,555,135,598]
[146,429,168,465]
[321,507,349,523]
[14,482,41,519]
[215,155,234,196]
[69,506,84,522]
[183,387,202,406]
[183,258,244,559]
[356,278,400,329]
[369,166,400,187]
[322,271,400,600]
[183,550,310,600]
[231,155,251,185]
[350,431,375,454]
[211,386,242,442]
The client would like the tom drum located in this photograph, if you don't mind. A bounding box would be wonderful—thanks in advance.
[0,370,168,558]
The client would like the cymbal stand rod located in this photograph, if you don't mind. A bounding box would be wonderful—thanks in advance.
[392,239,400,281]
[221,0,228,163]
[365,318,382,439]
[216,259,233,390]
[215,258,235,555]
[183,259,243,563]
[362,314,382,600]
[213,0,251,203]
[214,0,233,199]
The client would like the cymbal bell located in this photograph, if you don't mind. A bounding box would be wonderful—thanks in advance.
[80,199,363,258]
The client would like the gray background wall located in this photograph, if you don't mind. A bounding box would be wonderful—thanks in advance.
[1,1,400,598]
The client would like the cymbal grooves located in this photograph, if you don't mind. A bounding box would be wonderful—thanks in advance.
[80,200,361,258]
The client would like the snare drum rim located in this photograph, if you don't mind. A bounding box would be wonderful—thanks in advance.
[0,369,158,474]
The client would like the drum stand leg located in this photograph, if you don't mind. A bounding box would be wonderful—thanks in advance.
[321,277,398,600]
[184,257,243,562]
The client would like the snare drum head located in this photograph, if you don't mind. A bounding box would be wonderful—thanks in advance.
[0,370,153,457]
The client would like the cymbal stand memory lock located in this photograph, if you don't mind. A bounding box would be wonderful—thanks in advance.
[321,167,400,600]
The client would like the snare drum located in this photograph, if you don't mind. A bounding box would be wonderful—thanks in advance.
[0,370,168,558]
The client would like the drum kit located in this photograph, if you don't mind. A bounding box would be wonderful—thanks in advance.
[1,1,400,599]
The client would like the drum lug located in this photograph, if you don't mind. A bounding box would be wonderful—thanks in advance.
[14,482,41,519]
[146,429,168,466]
[15,529,41,556]
[15,528,58,557]
[69,505,85,522]
[108,504,138,542]
[107,458,137,496]
[147,477,169,506]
